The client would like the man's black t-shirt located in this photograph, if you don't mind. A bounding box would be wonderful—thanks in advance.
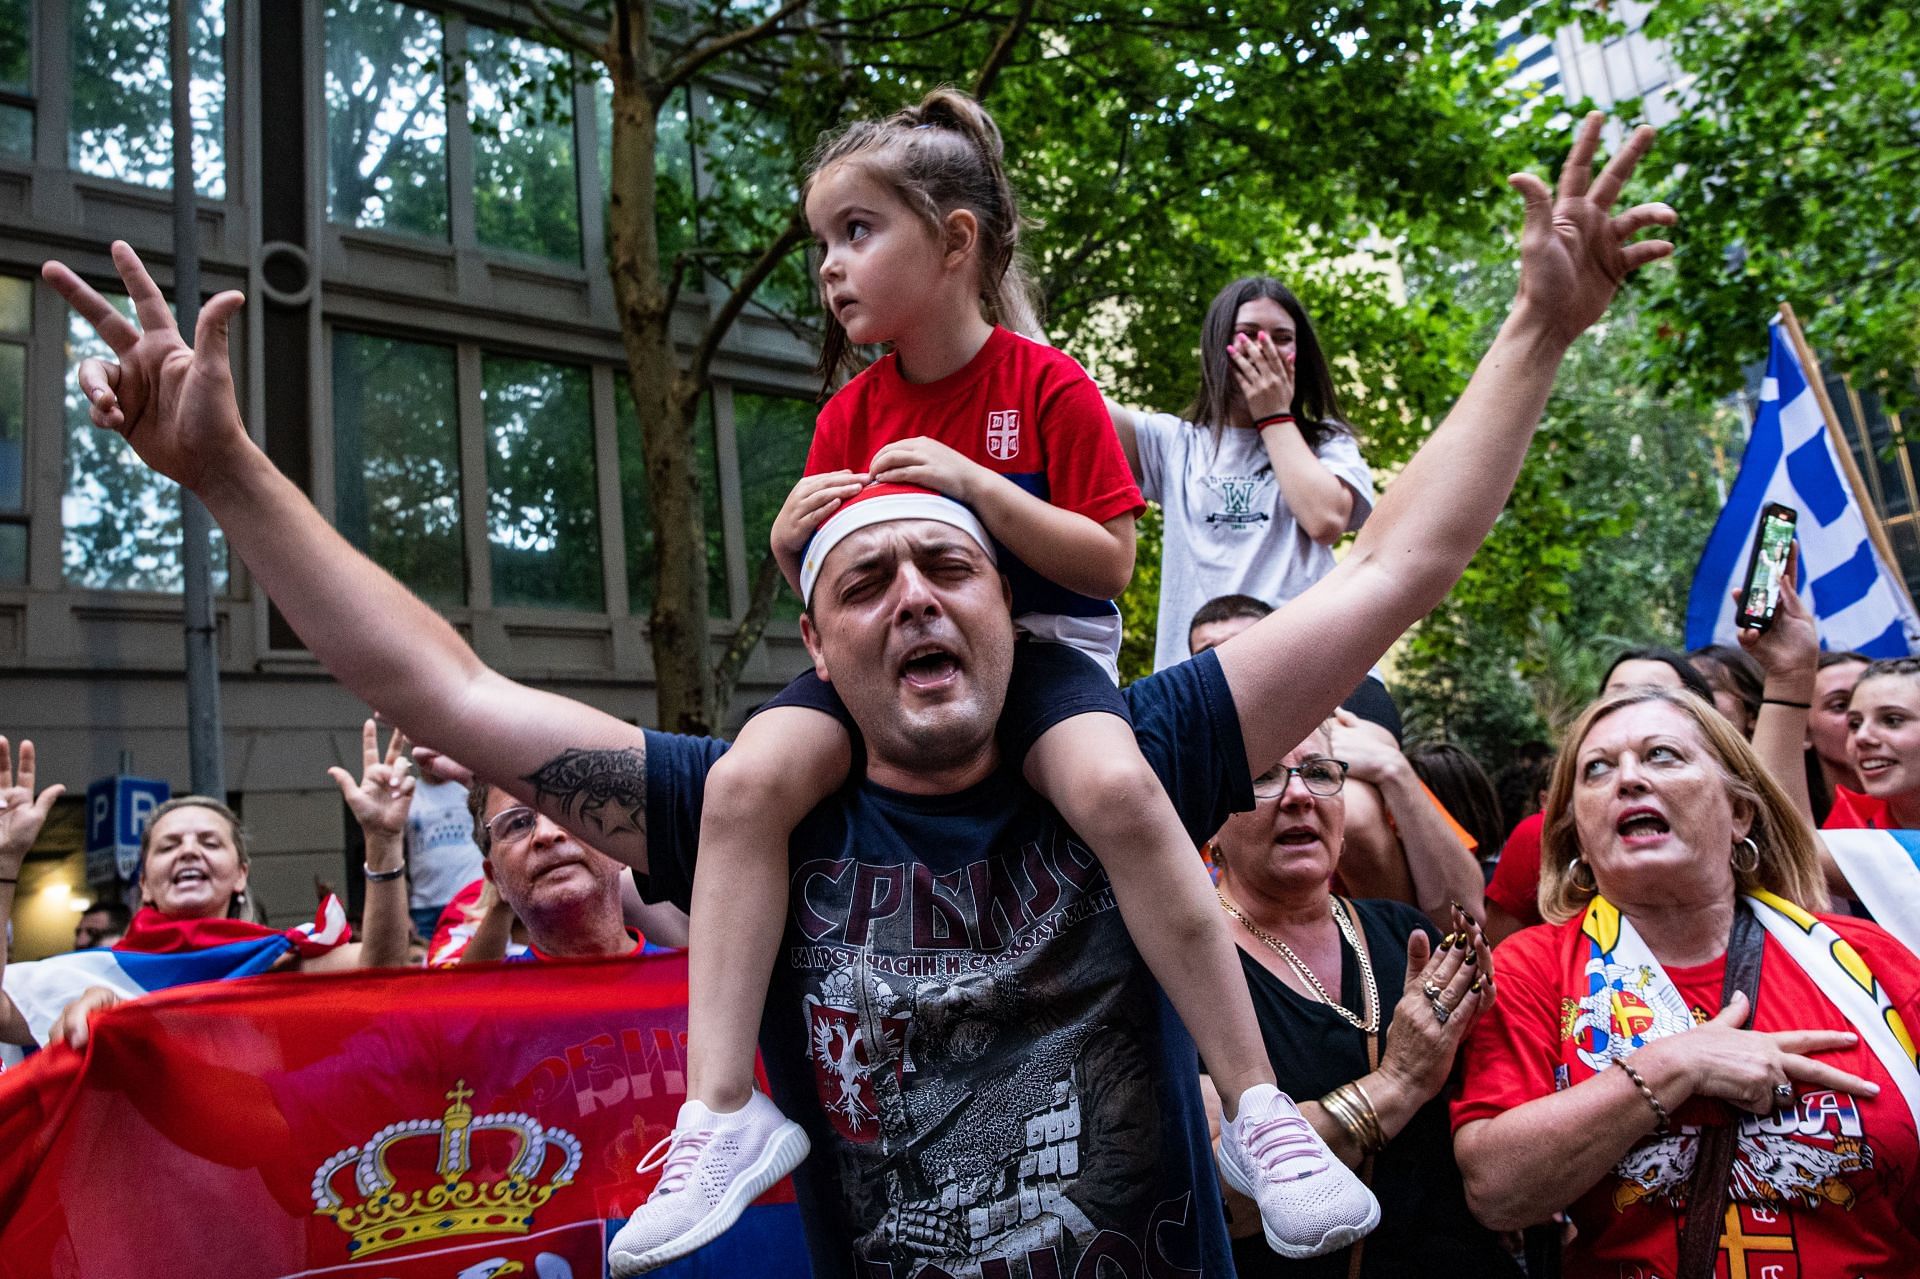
[642,651,1250,1277]
[1225,898,1520,1279]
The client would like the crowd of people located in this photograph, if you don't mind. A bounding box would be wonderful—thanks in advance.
[4,86,1917,1279]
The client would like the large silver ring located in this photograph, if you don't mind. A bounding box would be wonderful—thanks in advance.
[1422,980,1444,1000]
[1428,996,1451,1025]
[1774,1083,1794,1105]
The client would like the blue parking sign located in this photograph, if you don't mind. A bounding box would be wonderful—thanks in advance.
[85,775,172,882]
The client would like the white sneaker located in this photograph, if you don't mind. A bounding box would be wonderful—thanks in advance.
[606,1091,811,1276]
[1216,1083,1381,1259]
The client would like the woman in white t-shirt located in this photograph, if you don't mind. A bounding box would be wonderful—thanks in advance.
[1107,276,1379,677]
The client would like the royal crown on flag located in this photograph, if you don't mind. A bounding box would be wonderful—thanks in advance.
[310,1080,581,1258]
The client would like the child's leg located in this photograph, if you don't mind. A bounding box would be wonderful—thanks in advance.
[685,705,851,1111]
[1024,708,1379,1259]
[611,700,847,1272]
[1022,712,1275,1117]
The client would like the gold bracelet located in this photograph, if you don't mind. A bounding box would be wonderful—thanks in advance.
[1319,1085,1363,1148]
[1321,1083,1387,1155]
[1614,1058,1671,1135]
[1347,1080,1387,1154]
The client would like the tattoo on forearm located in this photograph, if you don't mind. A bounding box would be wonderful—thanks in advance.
[524,747,647,844]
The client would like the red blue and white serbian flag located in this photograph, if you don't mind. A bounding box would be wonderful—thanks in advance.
[0,950,806,1279]
[0,896,350,1056]
[1824,830,1920,956]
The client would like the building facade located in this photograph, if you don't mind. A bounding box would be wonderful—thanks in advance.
[2,0,819,950]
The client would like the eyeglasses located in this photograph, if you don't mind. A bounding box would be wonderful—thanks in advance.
[486,806,540,848]
[1252,759,1349,799]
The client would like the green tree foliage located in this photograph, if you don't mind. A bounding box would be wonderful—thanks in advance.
[1564,0,1920,405]
[507,0,1552,730]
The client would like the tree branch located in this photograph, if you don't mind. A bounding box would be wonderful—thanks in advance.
[972,0,1036,100]
[686,216,812,394]
[524,0,607,65]
[665,246,772,314]
[712,550,788,718]
[660,0,816,91]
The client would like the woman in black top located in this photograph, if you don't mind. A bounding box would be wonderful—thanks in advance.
[1202,723,1522,1277]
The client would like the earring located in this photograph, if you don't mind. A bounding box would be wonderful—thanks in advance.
[1732,837,1761,874]
[1568,857,1597,893]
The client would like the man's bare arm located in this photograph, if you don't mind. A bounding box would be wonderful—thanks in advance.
[44,245,656,868]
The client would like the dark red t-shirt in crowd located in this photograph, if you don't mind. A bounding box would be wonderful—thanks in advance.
[1485,811,1545,928]
[1453,913,1920,1278]
[805,325,1144,622]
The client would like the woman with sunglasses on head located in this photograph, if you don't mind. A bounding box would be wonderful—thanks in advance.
[1200,722,1516,1277]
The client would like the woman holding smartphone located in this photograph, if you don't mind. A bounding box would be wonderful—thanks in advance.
[1105,278,1381,697]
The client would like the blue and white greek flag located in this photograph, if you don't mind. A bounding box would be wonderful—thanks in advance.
[1685,320,1920,656]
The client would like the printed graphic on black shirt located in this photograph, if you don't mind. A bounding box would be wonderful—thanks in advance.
[785,821,1205,1276]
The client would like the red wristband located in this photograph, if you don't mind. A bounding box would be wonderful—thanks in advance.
[1253,413,1296,430]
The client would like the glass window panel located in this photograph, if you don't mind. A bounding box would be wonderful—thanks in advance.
[325,0,448,238]
[0,105,29,161]
[615,386,726,617]
[332,331,464,608]
[468,26,579,263]
[0,276,26,333]
[598,75,695,277]
[0,344,22,509]
[0,523,22,584]
[0,0,27,91]
[62,293,228,592]
[734,391,813,622]
[483,356,601,610]
[68,0,225,197]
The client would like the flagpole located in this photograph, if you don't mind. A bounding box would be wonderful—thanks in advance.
[1776,302,1917,613]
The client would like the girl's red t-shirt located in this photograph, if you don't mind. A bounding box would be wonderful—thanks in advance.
[807,326,1143,620]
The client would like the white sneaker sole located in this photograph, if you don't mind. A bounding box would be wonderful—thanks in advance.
[1216,1154,1381,1261]
[607,1121,811,1276]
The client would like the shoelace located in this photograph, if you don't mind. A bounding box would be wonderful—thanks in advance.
[1242,1109,1328,1181]
[635,1128,713,1198]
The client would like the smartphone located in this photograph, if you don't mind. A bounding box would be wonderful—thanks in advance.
[1737,502,1798,630]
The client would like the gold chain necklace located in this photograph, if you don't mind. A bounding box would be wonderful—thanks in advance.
[1217,890,1380,1033]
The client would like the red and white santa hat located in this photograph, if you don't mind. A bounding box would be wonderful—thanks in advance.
[799,482,996,606]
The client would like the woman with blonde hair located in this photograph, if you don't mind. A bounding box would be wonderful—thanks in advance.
[1451,686,1920,1278]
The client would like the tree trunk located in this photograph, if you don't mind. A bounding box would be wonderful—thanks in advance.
[605,67,714,735]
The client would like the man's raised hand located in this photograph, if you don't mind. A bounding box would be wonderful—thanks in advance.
[40,241,249,492]
[1508,112,1676,348]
